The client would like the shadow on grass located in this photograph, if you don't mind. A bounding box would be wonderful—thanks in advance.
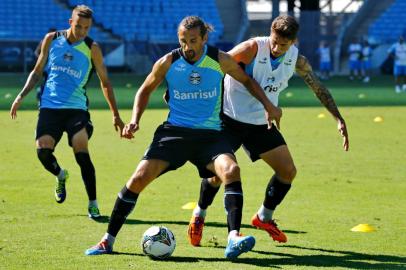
[87,217,306,235]
[113,245,406,269]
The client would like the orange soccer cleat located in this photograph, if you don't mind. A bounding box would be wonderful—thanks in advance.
[187,216,205,246]
[251,214,287,243]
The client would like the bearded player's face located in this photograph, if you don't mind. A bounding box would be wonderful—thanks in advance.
[178,26,208,62]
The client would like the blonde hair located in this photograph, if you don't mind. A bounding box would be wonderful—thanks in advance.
[72,5,93,19]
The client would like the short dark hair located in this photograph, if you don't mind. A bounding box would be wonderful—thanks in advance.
[72,5,93,19]
[271,15,299,40]
[178,16,214,38]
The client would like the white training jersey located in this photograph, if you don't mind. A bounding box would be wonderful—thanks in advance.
[348,43,362,61]
[319,47,331,62]
[388,42,406,66]
[362,46,371,61]
[223,36,298,125]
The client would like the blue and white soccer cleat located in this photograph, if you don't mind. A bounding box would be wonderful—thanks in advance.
[85,240,112,255]
[224,235,256,259]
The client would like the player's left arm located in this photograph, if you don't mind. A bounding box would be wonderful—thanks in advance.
[295,54,349,151]
[219,50,282,129]
[91,42,124,135]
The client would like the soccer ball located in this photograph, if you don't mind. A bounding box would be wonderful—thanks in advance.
[141,226,176,259]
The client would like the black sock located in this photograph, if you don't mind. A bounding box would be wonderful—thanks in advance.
[198,178,220,209]
[75,152,96,201]
[37,148,61,176]
[263,175,291,210]
[107,186,139,237]
[224,181,243,233]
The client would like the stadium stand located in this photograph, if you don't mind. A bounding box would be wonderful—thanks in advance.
[369,0,406,43]
[0,0,111,41]
[67,0,224,43]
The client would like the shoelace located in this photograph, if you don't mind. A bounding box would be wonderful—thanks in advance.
[56,179,65,193]
[193,218,204,232]
[89,206,99,214]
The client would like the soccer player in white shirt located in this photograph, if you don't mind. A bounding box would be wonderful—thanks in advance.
[348,39,362,80]
[388,36,406,93]
[361,40,372,83]
[188,15,349,247]
[317,41,331,80]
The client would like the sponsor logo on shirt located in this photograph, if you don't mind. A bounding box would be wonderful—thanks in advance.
[264,82,283,93]
[175,63,186,72]
[173,88,217,100]
[258,57,267,64]
[50,65,82,79]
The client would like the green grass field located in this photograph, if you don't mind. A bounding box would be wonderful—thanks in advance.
[1,74,406,269]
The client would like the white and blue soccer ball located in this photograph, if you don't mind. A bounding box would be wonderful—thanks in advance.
[141,226,176,259]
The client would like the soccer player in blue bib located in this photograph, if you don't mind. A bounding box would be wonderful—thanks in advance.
[10,5,124,219]
[85,16,282,259]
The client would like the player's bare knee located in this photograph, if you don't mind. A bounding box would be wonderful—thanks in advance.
[208,176,222,187]
[221,162,240,181]
[279,165,297,183]
[36,136,55,149]
[71,140,88,153]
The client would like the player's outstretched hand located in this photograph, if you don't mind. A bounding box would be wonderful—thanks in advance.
[122,122,139,139]
[113,115,125,137]
[10,95,23,119]
[265,106,282,130]
[338,118,349,151]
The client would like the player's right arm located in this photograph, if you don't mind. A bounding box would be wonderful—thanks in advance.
[227,38,258,65]
[295,54,349,151]
[10,33,54,119]
[122,53,172,139]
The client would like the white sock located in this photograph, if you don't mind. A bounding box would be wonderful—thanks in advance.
[57,169,65,180]
[88,200,98,208]
[102,233,115,246]
[257,205,274,223]
[192,206,206,218]
[228,230,239,241]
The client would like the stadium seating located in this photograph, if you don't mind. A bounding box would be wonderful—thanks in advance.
[368,0,406,43]
[0,0,109,41]
[67,0,224,43]
[0,0,223,43]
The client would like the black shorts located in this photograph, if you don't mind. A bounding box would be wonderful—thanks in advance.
[36,108,93,147]
[143,122,234,178]
[222,114,286,162]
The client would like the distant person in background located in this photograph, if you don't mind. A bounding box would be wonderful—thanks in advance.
[317,41,331,80]
[361,40,372,83]
[388,36,406,93]
[10,5,124,218]
[348,39,362,80]
[34,28,57,101]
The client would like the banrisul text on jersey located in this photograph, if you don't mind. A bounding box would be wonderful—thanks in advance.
[40,30,94,110]
[165,45,224,130]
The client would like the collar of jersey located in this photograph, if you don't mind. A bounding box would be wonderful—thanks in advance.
[62,32,84,46]
[270,53,285,70]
